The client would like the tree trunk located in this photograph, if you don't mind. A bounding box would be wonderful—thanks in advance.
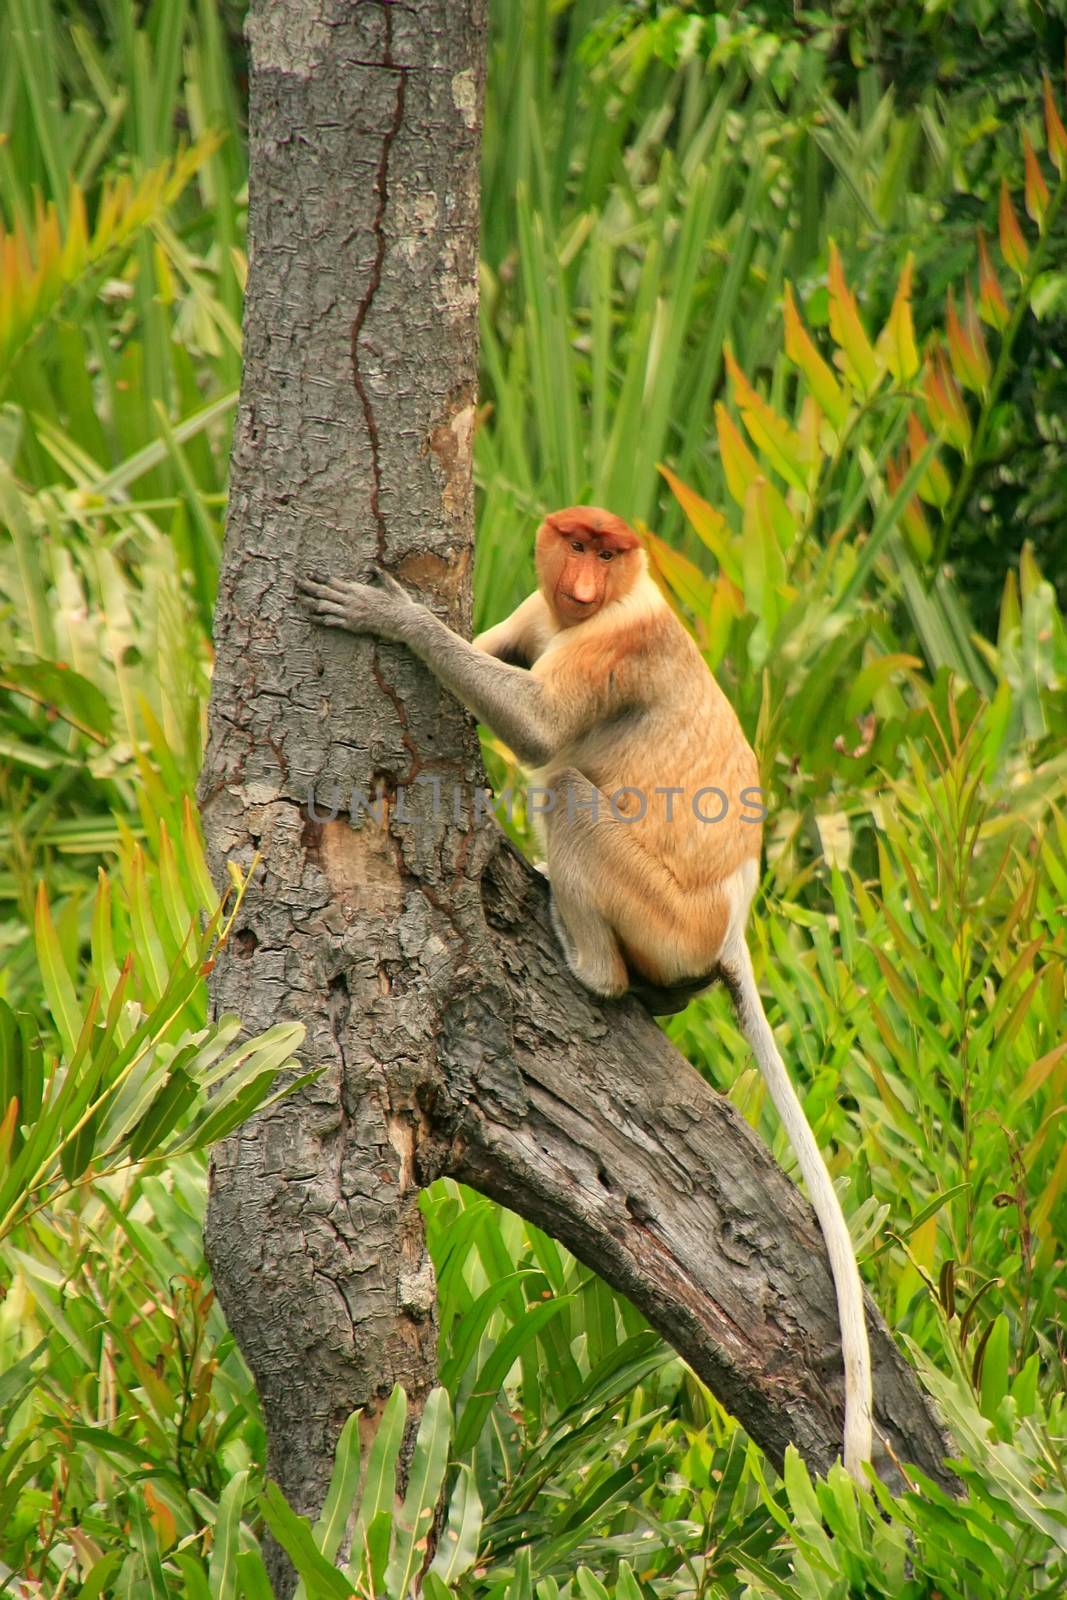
[198,0,488,1564]
[199,0,952,1582]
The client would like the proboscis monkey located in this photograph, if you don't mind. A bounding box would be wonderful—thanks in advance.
[299,505,874,1477]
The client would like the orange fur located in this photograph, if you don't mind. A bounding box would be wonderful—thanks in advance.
[480,506,761,990]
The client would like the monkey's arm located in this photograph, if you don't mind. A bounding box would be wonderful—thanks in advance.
[474,591,554,667]
[299,571,568,766]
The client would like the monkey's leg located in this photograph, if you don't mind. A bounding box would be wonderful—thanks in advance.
[541,768,712,1000]
[538,771,631,996]
[547,876,630,997]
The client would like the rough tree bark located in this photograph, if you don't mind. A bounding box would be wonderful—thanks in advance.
[199,0,952,1579]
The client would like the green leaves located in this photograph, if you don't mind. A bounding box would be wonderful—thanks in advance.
[33,881,82,1060]
[737,1391,1067,1600]
[725,345,812,494]
[1044,75,1067,177]
[256,1387,467,1600]
[386,1390,453,1598]
[0,138,219,376]
[649,70,1067,710]
[453,1295,574,1456]
[260,1483,356,1600]
[1,847,310,1242]
[0,656,113,742]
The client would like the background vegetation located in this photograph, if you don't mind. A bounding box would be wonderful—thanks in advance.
[0,1,1064,1595]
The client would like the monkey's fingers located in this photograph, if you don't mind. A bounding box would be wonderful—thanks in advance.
[298,574,345,599]
[370,567,412,601]
[298,580,355,621]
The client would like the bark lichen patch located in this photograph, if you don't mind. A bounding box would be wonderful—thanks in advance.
[386,1111,418,1192]
[396,547,470,595]
[427,401,476,514]
[397,1253,437,1322]
[396,191,440,261]
[319,816,405,915]
[450,67,479,129]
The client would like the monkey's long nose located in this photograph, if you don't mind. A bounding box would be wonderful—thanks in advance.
[570,570,599,604]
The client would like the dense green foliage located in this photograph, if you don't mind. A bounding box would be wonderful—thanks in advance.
[1,1,1065,1596]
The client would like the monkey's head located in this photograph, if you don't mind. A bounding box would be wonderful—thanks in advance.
[535,506,643,625]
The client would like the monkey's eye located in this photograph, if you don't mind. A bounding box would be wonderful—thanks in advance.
[598,549,614,562]
[570,540,585,553]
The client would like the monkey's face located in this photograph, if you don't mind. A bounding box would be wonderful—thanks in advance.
[536,506,641,626]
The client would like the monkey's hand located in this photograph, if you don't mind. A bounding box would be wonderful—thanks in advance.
[298,568,417,642]
[301,566,561,766]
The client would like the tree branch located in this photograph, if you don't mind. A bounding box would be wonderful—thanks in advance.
[426,841,954,1489]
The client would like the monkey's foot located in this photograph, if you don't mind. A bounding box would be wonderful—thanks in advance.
[549,900,628,998]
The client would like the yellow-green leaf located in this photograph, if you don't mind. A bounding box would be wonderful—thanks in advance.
[1019,538,1046,602]
[906,414,952,508]
[724,345,810,494]
[0,1098,18,1172]
[886,453,932,560]
[0,137,221,373]
[35,883,82,1061]
[1043,75,1067,177]
[657,463,741,584]
[998,180,1029,276]
[844,653,923,721]
[827,240,880,393]
[945,286,991,394]
[1032,1132,1067,1243]
[1023,133,1050,231]
[183,795,220,917]
[1008,1040,1067,1115]
[741,477,786,633]
[923,346,972,455]
[644,529,717,625]
[976,227,1011,331]
[706,572,745,669]
[962,283,991,388]
[798,395,822,472]
[997,567,1021,647]
[783,282,849,427]
[876,255,920,383]
[715,404,796,547]
[716,400,760,507]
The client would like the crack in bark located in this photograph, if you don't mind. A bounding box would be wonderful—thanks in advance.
[348,3,408,562]
[370,654,422,782]
[365,657,483,972]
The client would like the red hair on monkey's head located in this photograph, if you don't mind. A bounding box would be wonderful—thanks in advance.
[535,505,643,626]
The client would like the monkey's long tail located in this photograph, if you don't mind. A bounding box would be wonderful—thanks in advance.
[723,936,874,1481]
